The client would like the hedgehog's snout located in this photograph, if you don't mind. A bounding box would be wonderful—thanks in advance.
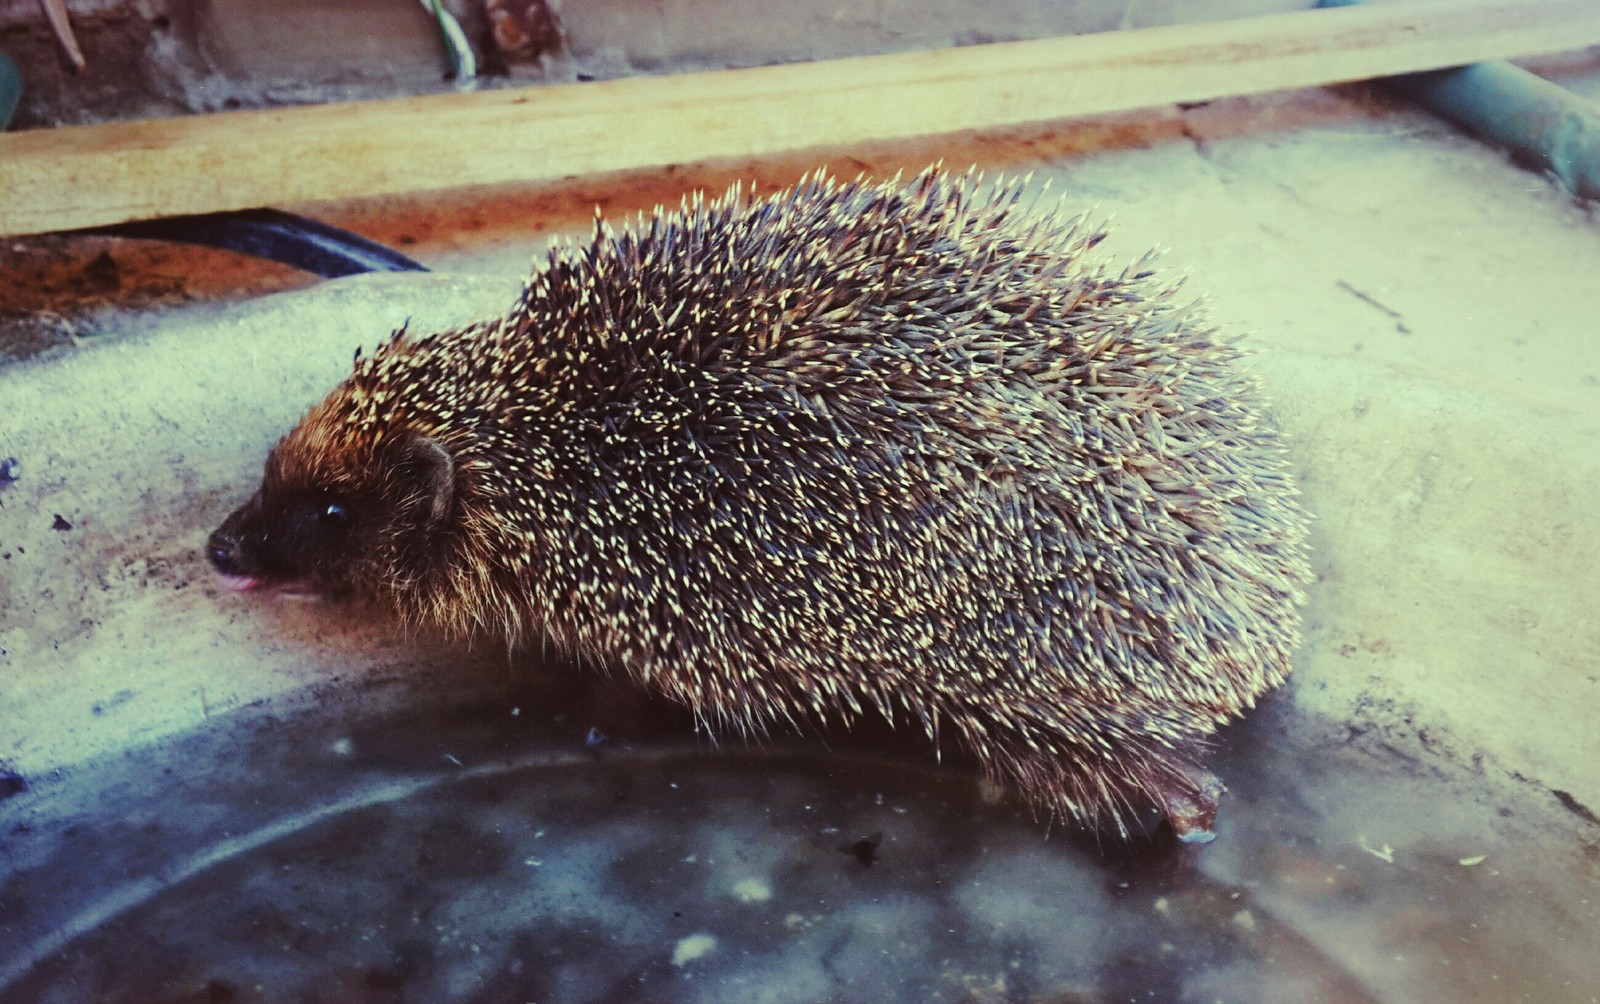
[206,527,247,575]
[204,485,375,595]
[206,516,260,582]
[205,533,237,572]
[207,490,282,590]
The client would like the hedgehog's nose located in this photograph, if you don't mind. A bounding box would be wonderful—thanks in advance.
[206,528,252,577]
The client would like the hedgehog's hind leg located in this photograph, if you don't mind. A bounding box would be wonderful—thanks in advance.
[999,735,1229,843]
[1156,765,1228,844]
[1105,747,1231,844]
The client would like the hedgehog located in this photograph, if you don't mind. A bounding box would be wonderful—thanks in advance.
[207,167,1311,840]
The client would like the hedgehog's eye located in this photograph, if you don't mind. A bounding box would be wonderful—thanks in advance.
[319,500,349,526]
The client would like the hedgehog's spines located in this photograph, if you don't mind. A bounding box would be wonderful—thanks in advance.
[240,166,1311,837]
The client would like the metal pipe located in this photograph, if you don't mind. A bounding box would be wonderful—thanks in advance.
[1322,0,1600,200]
[0,49,20,131]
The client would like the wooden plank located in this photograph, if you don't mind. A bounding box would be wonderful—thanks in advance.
[2,0,1597,237]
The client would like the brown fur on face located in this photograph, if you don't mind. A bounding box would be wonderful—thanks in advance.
[207,385,457,597]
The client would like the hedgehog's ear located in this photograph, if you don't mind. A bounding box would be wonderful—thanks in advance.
[399,432,456,527]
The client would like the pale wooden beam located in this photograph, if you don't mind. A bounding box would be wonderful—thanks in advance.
[2,0,1597,237]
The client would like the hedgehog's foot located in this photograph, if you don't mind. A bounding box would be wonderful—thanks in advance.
[1162,767,1228,844]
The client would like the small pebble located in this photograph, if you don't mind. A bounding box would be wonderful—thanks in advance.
[731,878,772,903]
[671,933,716,967]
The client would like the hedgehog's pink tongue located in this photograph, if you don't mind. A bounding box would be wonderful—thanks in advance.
[219,574,327,596]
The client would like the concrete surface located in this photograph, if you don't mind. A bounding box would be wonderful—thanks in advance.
[2,76,1599,1001]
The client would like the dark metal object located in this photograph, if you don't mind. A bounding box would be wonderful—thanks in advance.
[84,209,429,278]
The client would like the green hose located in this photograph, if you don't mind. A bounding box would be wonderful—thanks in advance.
[1320,0,1600,201]
[0,50,21,130]
[1385,62,1600,202]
